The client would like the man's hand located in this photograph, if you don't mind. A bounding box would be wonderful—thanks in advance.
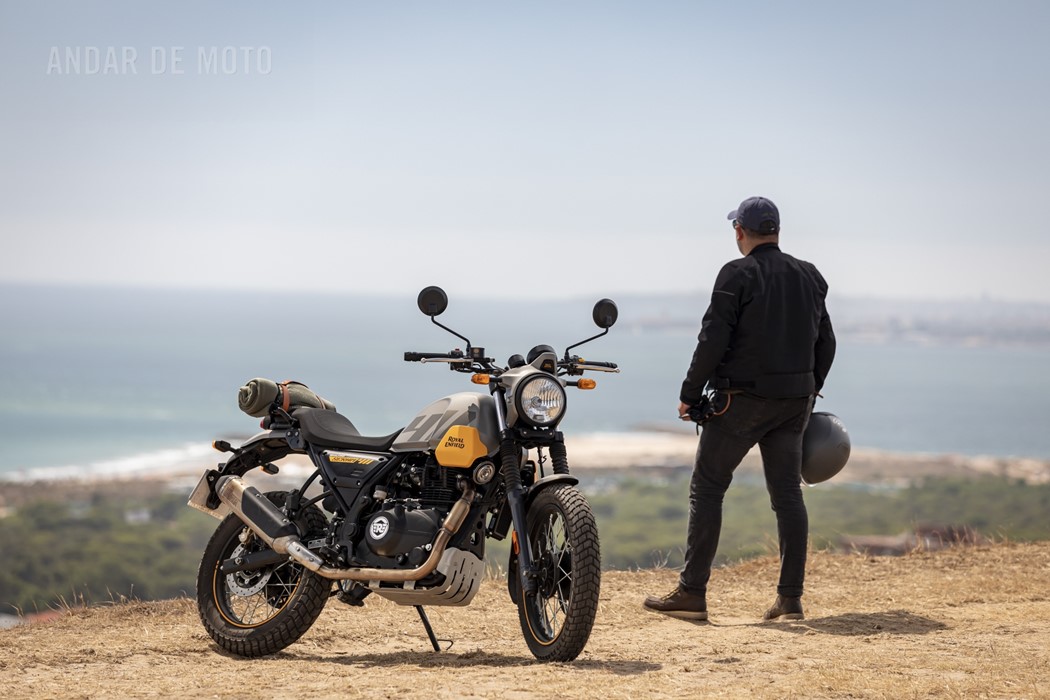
[678,401,692,421]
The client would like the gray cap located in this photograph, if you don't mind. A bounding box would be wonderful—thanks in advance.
[728,196,780,234]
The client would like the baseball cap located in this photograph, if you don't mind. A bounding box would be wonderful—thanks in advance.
[728,196,780,234]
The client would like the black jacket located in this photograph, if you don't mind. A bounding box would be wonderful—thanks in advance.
[680,243,836,403]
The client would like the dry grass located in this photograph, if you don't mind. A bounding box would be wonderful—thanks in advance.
[3,541,1049,699]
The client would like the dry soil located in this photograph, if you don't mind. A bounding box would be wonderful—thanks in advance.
[2,542,1049,699]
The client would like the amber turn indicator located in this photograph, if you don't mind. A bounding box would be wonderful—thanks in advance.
[471,373,491,384]
[577,378,597,390]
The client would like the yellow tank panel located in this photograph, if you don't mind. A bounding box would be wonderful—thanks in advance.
[435,425,489,468]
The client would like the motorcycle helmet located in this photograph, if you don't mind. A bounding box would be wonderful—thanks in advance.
[801,412,851,485]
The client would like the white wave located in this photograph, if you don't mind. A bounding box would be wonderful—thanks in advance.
[0,443,219,483]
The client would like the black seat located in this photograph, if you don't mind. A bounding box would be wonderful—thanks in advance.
[294,408,402,451]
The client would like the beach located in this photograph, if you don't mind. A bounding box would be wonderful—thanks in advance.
[2,431,1048,516]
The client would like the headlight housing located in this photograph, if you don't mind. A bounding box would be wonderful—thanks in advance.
[514,375,566,427]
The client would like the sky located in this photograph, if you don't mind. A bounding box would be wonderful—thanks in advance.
[1,1,1049,302]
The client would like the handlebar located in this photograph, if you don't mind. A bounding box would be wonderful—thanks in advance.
[557,356,620,375]
[404,351,461,362]
[406,350,618,375]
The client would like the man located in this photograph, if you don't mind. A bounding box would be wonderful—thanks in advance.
[644,196,835,622]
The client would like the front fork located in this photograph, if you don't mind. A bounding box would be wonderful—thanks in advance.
[493,387,540,595]
[500,435,573,597]
[500,438,537,594]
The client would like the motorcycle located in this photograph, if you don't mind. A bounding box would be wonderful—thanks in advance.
[188,286,620,661]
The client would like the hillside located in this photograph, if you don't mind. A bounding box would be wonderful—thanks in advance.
[3,542,1049,699]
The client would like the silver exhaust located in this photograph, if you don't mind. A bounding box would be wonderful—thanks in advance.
[214,475,476,583]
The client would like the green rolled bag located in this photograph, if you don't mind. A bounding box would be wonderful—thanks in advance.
[238,378,337,417]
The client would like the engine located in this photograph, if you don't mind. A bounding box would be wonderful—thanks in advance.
[364,505,442,563]
[354,456,464,566]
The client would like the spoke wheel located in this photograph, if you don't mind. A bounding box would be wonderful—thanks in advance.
[196,491,329,657]
[517,484,600,662]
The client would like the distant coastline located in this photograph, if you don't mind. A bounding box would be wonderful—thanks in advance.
[1,430,1047,489]
[627,295,1050,349]
[3,284,1049,478]
[4,282,1050,349]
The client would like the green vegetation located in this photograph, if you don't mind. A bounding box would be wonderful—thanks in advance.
[589,475,1050,569]
[2,476,1049,612]
[0,491,215,613]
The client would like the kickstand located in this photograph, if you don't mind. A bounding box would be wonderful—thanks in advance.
[415,605,453,652]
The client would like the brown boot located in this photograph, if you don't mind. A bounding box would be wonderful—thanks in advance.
[763,595,804,621]
[643,587,708,620]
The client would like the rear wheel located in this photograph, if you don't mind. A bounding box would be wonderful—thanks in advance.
[196,491,329,657]
[516,484,601,661]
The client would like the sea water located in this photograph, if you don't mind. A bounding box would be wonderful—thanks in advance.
[1,285,1048,478]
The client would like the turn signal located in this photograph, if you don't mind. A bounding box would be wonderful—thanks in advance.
[577,378,597,390]
[471,373,491,385]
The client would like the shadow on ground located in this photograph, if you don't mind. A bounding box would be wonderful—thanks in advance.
[779,610,948,636]
[264,649,661,675]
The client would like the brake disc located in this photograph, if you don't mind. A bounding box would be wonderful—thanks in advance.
[224,543,273,596]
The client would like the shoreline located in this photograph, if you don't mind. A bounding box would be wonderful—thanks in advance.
[563,432,1050,485]
[1,430,1047,492]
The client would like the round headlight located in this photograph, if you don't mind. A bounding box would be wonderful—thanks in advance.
[515,375,566,426]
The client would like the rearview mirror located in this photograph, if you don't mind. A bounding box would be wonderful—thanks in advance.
[592,298,618,329]
[417,286,448,317]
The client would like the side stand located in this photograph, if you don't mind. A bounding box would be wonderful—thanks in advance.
[415,605,452,652]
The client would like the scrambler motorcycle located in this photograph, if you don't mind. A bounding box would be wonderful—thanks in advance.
[188,287,620,661]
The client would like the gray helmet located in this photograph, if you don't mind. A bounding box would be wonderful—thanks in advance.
[801,412,851,485]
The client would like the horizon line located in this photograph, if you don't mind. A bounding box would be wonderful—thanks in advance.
[1,279,1049,308]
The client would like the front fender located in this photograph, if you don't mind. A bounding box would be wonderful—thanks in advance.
[525,474,580,506]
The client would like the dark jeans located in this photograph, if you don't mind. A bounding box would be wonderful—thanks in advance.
[679,393,814,598]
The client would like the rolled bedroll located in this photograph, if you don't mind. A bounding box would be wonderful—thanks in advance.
[238,378,337,417]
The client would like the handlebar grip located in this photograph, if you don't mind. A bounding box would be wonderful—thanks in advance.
[404,351,451,362]
[583,360,618,369]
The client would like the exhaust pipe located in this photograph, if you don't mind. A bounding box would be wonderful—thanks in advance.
[214,475,475,583]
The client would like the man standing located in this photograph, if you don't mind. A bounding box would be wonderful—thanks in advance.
[644,196,835,622]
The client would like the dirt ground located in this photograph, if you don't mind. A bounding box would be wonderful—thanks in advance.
[2,541,1049,699]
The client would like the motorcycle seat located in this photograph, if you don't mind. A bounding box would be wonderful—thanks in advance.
[294,407,403,451]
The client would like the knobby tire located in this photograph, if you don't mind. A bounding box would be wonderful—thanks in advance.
[196,491,329,658]
[516,484,601,662]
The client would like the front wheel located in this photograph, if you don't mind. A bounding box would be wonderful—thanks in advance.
[516,484,601,662]
[196,491,330,657]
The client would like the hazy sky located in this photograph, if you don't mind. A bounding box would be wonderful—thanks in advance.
[2,1,1048,302]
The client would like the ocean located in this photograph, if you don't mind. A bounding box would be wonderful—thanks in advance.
[1,284,1048,479]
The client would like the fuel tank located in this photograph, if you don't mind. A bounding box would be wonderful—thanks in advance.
[391,392,499,466]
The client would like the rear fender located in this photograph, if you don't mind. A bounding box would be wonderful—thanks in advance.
[223,430,296,475]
